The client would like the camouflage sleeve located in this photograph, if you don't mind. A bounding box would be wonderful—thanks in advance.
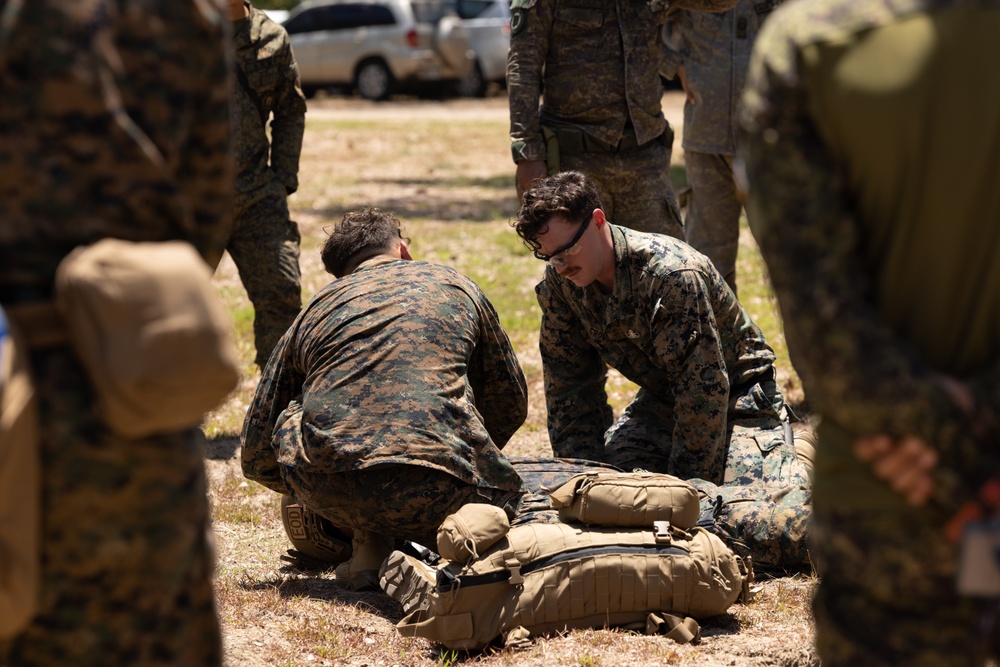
[737,22,962,447]
[536,278,614,461]
[659,14,687,80]
[467,288,529,448]
[650,270,729,482]
[174,1,234,266]
[241,327,303,493]
[268,29,306,195]
[507,0,551,164]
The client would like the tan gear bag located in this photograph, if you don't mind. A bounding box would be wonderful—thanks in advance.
[382,506,748,650]
[0,310,40,639]
[54,239,239,438]
[548,471,702,529]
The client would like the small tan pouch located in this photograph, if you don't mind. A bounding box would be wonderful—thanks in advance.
[437,503,510,563]
[548,471,701,529]
[54,239,239,438]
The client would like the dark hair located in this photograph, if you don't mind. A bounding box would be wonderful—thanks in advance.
[321,207,406,277]
[512,171,602,251]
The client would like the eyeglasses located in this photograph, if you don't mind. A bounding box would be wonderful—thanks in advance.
[532,215,591,266]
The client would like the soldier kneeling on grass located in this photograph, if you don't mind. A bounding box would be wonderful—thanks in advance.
[240,207,527,591]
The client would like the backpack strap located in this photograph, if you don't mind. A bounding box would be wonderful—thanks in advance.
[645,612,701,644]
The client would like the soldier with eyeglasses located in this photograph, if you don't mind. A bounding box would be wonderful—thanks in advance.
[513,170,807,492]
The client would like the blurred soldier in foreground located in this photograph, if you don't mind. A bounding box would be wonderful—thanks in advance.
[506,0,738,236]
[513,171,808,491]
[0,1,232,664]
[226,0,306,368]
[740,0,1000,663]
[660,0,784,294]
[241,208,527,591]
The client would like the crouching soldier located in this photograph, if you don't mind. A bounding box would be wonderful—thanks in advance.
[241,208,526,590]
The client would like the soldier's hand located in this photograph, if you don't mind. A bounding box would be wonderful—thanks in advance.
[854,434,938,506]
[516,160,548,202]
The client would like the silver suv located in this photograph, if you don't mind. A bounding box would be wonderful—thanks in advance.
[285,0,474,100]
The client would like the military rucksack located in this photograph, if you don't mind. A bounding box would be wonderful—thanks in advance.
[381,473,750,650]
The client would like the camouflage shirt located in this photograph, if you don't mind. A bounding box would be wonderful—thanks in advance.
[241,256,528,495]
[0,0,233,301]
[536,224,781,479]
[661,0,783,154]
[231,1,306,206]
[739,0,1000,508]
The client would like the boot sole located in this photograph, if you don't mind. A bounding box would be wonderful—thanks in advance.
[380,550,438,615]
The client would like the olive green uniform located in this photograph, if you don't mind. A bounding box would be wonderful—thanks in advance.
[740,0,1000,663]
[507,0,740,237]
[229,1,307,367]
[0,1,232,664]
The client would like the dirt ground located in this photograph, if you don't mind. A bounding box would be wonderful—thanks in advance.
[206,90,818,667]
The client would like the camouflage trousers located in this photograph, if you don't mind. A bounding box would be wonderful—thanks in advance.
[560,138,683,240]
[228,192,301,368]
[683,151,743,294]
[2,348,221,667]
[602,384,807,489]
[280,463,523,549]
[812,505,998,666]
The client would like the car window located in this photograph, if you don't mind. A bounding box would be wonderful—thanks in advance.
[284,3,397,33]
[452,0,494,19]
[411,0,451,24]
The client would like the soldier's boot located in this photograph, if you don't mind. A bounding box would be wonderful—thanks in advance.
[380,550,438,615]
[334,529,394,592]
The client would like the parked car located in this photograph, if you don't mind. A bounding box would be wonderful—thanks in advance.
[283,0,474,100]
[449,0,510,97]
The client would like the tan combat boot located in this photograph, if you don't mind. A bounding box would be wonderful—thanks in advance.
[334,529,394,591]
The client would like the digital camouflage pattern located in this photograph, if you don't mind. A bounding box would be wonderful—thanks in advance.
[507,0,689,236]
[740,0,1000,663]
[661,0,783,292]
[229,1,306,366]
[241,256,528,538]
[537,225,794,485]
[0,0,231,664]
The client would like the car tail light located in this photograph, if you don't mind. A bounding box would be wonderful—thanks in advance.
[406,28,419,48]
[503,19,510,35]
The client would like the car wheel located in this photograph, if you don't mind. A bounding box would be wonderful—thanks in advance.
[457,60,487,98]
[355,59,393,101]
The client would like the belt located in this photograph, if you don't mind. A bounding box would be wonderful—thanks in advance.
[548,125,651,156]
[3,302,70,349]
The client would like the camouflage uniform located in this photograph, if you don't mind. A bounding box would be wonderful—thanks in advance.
[537,225,807,490]
[740,0,1000,663]
[660,0,783,293]
[241,257,527,547]
[508,0,693,237]
[229,1,306,367]
[0,1,231,665]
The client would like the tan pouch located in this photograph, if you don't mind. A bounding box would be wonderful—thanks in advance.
[548,471,701,529]
[437,503,510,563]
[0,310,40,639]
[54,239,239,438]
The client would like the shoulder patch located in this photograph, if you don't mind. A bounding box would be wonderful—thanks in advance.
[509,7,529,35]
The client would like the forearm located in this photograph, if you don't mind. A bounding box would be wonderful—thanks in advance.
[269,55,306,192]
[470,299,529,447]
[507,2,549,163]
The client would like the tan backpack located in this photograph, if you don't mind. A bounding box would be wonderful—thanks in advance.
[381,493,749,650]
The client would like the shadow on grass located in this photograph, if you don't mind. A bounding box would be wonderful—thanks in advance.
[243,574,407,623]
[203,435,240,461]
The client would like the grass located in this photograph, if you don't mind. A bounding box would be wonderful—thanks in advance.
[204,94,816,667]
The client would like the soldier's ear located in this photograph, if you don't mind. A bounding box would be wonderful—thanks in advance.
[593,209,607,227]
[399,240,413,261]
